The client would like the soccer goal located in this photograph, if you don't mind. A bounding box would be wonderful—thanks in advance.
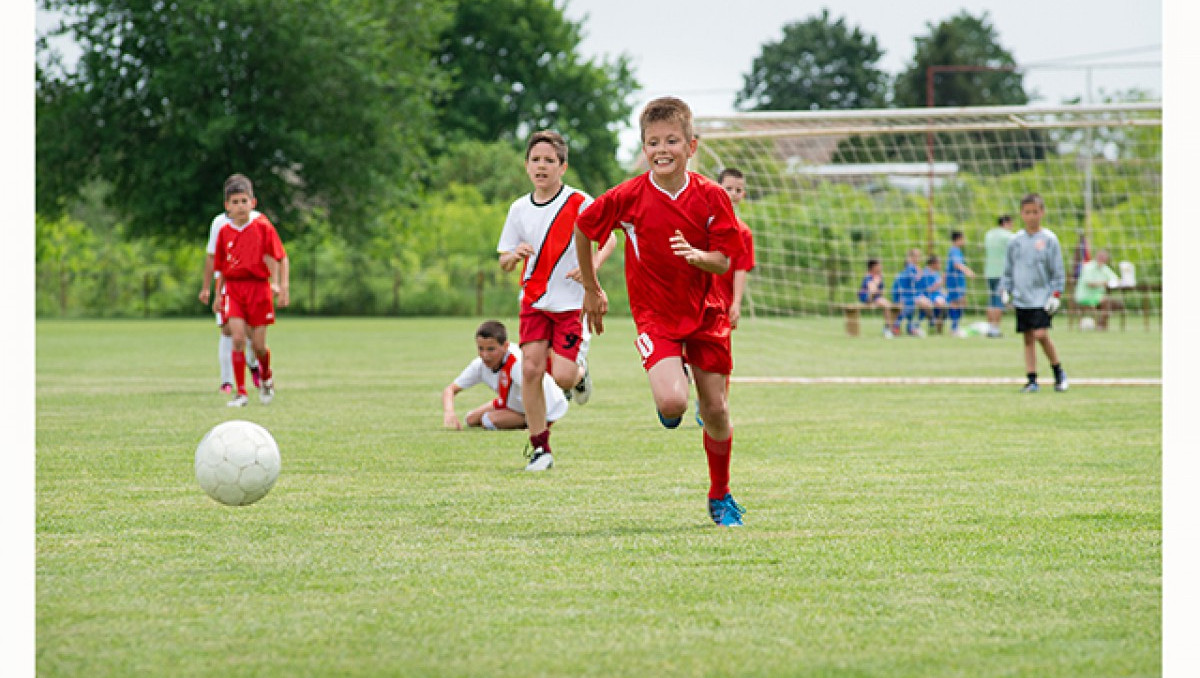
[692,103,1162,332]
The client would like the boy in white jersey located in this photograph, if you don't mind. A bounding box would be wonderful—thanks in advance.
[498,130,616,471]
[442,320,569,430]
[198,173,261,395]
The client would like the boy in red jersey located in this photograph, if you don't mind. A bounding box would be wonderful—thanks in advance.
[498,130,616,471]
[199,173,262,395]
[695,167,757,426]
[212,175,289,407]
[574,97,747,526]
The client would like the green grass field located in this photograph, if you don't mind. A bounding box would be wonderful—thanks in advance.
[36,316,1162,677]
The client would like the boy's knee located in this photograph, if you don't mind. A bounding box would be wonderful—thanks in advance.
[655,394,688,419]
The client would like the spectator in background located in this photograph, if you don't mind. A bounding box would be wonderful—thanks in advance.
[945,230,976,338]
[858,258,896,338]
[1073,248,1124,330]
[983,214,1016,338]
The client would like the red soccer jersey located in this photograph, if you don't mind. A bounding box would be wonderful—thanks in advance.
[214,214,286,282]
[577,171,744,338]
[711,217,756,310]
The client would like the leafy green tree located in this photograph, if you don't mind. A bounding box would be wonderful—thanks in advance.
[36,0,451,240]
[736,9,888,111]
[893,11,1027,108]
[434,0,638,193]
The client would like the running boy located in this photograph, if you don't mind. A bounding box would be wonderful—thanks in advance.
[574,96,747,527]
[199,173,261,394]
[1001,193,1068,393]
[212,174,289,406]
[498,130,616,471]
[442,320,569,431]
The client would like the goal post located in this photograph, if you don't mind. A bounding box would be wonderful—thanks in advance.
[692,103,1162,330]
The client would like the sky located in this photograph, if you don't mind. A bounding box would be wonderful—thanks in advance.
[560,0,1162,160]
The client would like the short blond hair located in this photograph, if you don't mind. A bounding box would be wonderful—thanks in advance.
[639,96,694,142]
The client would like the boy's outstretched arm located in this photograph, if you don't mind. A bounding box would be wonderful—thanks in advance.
[442,383,464,430]
[575,227,608,335]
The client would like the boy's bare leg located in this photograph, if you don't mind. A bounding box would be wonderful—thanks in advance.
[549,352,582,391]
[647,357,690,422]
[1023,332,1038,374]
[465,403,526,429]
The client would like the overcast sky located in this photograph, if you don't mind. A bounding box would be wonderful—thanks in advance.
[561,0,1162,159]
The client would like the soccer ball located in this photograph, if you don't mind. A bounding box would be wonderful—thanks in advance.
[1080,316,1096,331]
[195,420,281,506]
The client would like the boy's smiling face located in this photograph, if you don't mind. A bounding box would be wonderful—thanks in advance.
[642,119,696,186]
[525,141,567,197]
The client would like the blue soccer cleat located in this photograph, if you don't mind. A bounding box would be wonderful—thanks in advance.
[707,493,745,527]
[694,399,703,427]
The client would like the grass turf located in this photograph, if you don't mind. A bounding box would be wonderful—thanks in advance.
[36,316,1161,677]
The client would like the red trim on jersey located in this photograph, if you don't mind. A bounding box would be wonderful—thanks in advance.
[522,191,587,306]
[491,352,519,411]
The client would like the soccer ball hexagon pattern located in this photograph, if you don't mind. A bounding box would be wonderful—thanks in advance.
[195,420,281,506]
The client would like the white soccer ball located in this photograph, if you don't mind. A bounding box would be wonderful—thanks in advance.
[195,420,281,506]
[1080,316,1096,331]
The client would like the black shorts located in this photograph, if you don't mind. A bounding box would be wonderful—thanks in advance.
[1015,307,1053,333]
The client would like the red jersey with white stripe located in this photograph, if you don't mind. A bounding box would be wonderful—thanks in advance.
[576,171,744,338]
[206,210,262,255]
[214,214,286,282]
[711,216,756,310]
[498,185,594,312]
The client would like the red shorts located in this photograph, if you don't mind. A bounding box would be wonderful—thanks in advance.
[222,279,276,327]
[518,301,584,362]
[634,307,732,375]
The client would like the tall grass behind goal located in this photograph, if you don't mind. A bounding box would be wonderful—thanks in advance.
[693,103,1162,325]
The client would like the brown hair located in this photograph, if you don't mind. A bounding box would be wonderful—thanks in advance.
[475,320,508,344]
[639,96,694,142]
[223,173,254,199]
[1020,192,1045,209]
[718,167,744,183]
[525,130,568,164]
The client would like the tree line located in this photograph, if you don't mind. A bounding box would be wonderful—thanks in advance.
[36,2,1148,317]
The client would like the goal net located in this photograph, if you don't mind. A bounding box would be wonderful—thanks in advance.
[692,103,1162,330]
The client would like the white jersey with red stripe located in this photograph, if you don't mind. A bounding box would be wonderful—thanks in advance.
[497,185,594,312]
[452,345,569,422]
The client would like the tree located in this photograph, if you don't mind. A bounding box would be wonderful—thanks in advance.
[735,9,888,112]
[36,0,451,240]
[893,11,1027,108]
[434,0,638,193]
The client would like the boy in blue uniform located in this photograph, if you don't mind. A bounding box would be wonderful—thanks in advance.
[858,258,896,337]
[915,254,948,334]
[945,230,976,337]
[890,248,926,336]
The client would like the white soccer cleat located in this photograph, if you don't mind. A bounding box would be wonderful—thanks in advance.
[952,327,969,338]
[573,359,592,405]
[259,378,274,405]
[524,448,554,472]
[227,393,249,407]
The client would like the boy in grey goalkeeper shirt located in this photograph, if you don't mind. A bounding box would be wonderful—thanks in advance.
[1001,193,1068,393]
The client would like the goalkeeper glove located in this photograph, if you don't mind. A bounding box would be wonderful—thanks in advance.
[1044,292,1061,316]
